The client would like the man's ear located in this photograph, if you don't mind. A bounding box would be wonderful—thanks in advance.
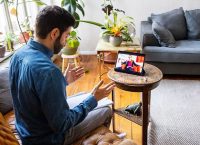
[50,28,60,40]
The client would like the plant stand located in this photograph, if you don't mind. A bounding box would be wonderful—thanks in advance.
[61,53,80,73]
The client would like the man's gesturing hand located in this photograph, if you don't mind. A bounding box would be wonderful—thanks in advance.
[64,63,85,84]
[91,80,116,101]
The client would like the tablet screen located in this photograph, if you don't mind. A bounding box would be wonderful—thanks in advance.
[115,51,145,75]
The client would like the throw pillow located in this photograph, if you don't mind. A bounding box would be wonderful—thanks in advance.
[0,68,13,115]
[152,21,176,48]
[0,112,19,145]
[0,89,13,115]
[151,7,187,40]
[185,9,200,40]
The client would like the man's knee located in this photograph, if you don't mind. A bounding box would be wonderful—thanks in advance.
[98,106,112,117]
[99,107,112,127]
[105,107,112,118]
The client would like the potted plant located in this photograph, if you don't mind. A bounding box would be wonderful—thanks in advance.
[18,16,33,43]
[79,9,135,46]
[62,30,80,55]
[4,32,16,52]
[8,0,46,44]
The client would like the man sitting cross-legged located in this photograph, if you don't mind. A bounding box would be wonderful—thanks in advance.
[9,5,115,145]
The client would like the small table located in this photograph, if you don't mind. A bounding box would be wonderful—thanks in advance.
[96,39,141,79]
[61,53,80,73]
[107,63,163,145]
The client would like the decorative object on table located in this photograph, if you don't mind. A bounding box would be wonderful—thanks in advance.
[79,10,135,46]
[104,9,135,46]
[125,102,142,116]
[62,30,80,55]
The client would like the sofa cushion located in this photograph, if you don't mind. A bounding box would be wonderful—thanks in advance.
[0,68,13,115]
[185,9,200,40]
[151,7,187,40]
[143,40,200,63]
[152,21,176,48]
[0,112,19,145]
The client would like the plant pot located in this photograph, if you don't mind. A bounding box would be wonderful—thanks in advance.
[6,41,14,52]
[102,34,110,42]
[0,45,6,58]
[109,36,123,46]
[62,47,78,55]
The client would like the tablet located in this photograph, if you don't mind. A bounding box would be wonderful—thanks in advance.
[114,51,145,76]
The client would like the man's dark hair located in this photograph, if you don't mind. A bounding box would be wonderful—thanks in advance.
[35,5,75,39]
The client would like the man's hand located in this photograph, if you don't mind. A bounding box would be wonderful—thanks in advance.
[91,80,116,101]
[64,63,85,84]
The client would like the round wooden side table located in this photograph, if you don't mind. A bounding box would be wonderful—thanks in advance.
[107,63,163,145]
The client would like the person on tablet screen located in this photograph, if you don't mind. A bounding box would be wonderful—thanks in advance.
[126,55,139,72]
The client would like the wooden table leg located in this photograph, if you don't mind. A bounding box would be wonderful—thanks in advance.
[97,51,102,80]
[74,58,78,67]
[142,89,150,145]
[62,58,66,73]
[112,89,116,133]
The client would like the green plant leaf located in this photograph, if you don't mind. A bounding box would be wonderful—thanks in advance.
[70,30,77,37]
[62,0,77,15]
[32,0,46,6]
[76,3,85,16]
[121,32,133,42]
[77,0,84,7]
[67,38,80,48]
[73,12,80,28]
[77,20,104,27]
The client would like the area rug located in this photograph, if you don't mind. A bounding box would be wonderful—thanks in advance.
[148,79,200,145]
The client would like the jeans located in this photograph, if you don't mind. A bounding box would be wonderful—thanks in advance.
[63,94,112,145]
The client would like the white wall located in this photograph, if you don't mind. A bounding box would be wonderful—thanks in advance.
[77,0,200,53]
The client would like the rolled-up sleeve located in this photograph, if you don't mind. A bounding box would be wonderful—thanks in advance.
[36,68,97,133]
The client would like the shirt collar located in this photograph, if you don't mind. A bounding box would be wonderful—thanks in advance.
[27,38,53,58]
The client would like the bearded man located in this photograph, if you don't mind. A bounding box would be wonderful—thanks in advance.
[9,5,115,145]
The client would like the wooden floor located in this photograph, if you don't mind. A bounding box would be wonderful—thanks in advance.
[55,55,142,145]
[55,55,200,145]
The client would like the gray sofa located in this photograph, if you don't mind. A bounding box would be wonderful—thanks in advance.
[140,8,200,75]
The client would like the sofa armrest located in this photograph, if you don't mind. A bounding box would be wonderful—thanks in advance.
[140,21,160,48]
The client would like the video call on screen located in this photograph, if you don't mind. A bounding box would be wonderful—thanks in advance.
[116,54,144,73]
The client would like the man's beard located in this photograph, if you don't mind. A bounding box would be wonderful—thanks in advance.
[53,37,63,54]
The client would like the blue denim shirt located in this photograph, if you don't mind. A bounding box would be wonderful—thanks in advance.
[9,39,97,145]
